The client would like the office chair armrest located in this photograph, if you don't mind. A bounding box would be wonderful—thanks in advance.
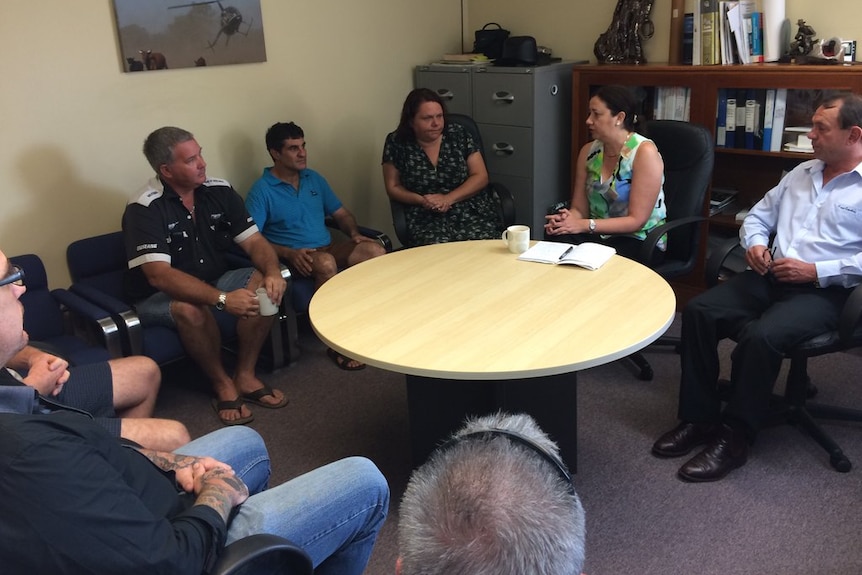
[638,215,708,267]
[50,288,124,358]
[704,237,744,288]
[324,216,393,252]
[838,283,862,343]
[489,182,517,228]
[212,533,313,575]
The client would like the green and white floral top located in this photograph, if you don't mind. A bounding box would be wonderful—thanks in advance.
[584,132,667,250]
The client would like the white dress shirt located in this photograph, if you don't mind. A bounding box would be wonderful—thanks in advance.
[741,158,862,288]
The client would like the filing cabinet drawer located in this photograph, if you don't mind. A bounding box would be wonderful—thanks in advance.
[472,72,535,127]
[478,123,533,178]
[415,66,473,117]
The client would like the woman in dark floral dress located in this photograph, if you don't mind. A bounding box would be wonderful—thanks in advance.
[382,88,500,247]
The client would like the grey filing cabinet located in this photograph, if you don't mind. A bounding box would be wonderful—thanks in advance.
[415,61,573,234]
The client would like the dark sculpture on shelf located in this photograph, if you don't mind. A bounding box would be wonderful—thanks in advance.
[594,0,655,64]
[790,19,817,56]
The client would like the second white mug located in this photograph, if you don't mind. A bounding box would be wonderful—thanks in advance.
[502,225,530,254]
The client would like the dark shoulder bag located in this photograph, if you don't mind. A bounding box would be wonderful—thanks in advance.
[472,22,510,60]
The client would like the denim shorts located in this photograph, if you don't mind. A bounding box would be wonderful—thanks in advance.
[134,267,255,328]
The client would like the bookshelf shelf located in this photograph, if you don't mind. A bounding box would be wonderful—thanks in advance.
[571,62,862,302]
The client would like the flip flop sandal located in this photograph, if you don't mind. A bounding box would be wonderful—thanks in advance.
[240,385,289,409]
[211,397,254,426]
[327,347,367,371]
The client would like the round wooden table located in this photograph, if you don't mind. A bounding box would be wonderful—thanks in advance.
[310,240,676,468]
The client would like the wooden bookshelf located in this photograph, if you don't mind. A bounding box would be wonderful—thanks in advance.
[571,63,862,305]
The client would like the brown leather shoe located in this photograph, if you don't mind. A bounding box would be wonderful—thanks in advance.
[677,423,748,482]
[652,421,716,458]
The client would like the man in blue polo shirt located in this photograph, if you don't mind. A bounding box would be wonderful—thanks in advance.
[246,122,386,370]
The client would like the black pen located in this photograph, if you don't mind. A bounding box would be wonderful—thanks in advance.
[558,246,574,261]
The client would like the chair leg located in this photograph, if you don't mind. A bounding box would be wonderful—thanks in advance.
[627,352,654,381]
[782,356,855,472]
[787,405,853,472]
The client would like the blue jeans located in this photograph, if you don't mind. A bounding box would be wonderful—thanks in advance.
[175,427,390,575]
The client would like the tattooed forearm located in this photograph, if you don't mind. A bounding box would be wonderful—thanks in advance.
[137,449,197,472]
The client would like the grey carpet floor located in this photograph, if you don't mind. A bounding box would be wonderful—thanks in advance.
[154,317,862,575]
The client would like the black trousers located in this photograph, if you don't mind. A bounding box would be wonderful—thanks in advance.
[678,270,851,439]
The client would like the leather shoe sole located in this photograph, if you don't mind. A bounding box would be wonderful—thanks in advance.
[652,422,716,458]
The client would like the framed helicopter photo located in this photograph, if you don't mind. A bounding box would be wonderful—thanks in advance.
[112,0,266,72]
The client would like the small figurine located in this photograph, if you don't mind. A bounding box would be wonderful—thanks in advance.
[790,19,817,56]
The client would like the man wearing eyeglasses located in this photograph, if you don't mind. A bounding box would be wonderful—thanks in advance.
[0,251,390,575]
[0,254,189,451]
[397,412,587,575]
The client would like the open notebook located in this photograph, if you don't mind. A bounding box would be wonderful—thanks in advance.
[517,241,615,270]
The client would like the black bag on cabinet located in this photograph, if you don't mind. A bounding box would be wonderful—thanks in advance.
[472,22,510,60]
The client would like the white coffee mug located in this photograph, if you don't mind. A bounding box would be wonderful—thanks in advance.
[501,225,530,254]
[256,287,279,317]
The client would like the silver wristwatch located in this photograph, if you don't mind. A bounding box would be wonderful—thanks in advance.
[215,292,227,311]
[588,219,597,234]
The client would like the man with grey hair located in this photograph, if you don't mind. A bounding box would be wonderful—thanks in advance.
[397,412,587,575]
[123,126,288,426]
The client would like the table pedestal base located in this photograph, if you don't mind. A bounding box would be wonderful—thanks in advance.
[405,372,578,471]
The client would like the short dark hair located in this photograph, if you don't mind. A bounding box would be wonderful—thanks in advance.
[394,88,448,143]
[593,85,643,133]
[265,122,305,153]
[821,92,862,130]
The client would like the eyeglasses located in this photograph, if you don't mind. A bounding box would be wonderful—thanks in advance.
[0,265,25,288]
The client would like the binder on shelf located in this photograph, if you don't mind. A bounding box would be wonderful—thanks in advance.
[769,88,788,152]
[689,0,702,65]
[734,88,747,148]
[716,88,728,147]
[744,88,764,150]
[761,88,776,151]
[725,89,737,148]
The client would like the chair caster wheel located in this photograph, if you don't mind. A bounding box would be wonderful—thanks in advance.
[638,366,654,381]
[830,453,851,473]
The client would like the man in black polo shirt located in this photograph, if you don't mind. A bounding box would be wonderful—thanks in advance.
[123,126,288,425]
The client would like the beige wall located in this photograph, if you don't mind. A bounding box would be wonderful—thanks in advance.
[0,0,460,286]
[4,0,860,286]
[467,0,862,65]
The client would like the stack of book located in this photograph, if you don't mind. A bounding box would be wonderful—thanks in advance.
[683,0,768,65]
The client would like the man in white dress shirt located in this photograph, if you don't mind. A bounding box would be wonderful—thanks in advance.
[653,91,862,482]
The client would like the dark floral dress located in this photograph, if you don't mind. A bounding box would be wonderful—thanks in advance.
[382,123,500,247]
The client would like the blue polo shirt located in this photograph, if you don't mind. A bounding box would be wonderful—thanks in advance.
[246,167,343,249]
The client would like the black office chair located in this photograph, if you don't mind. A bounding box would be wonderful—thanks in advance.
[213,533,313,575]
[388,113,516,248]
[627,119,715,380]
[10,253,122,365]
[706,237,862,472]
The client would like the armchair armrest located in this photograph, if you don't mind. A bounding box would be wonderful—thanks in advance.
[638,215,708,268]
[212,533,313,575]
[488,182,516,228]
[704,237,744,288]
[69,283,143,356]
[50,288,124,358]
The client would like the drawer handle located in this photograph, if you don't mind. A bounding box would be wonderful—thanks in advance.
[492,91,515,104]
[492,143,515,156]
[435,89,455,101]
